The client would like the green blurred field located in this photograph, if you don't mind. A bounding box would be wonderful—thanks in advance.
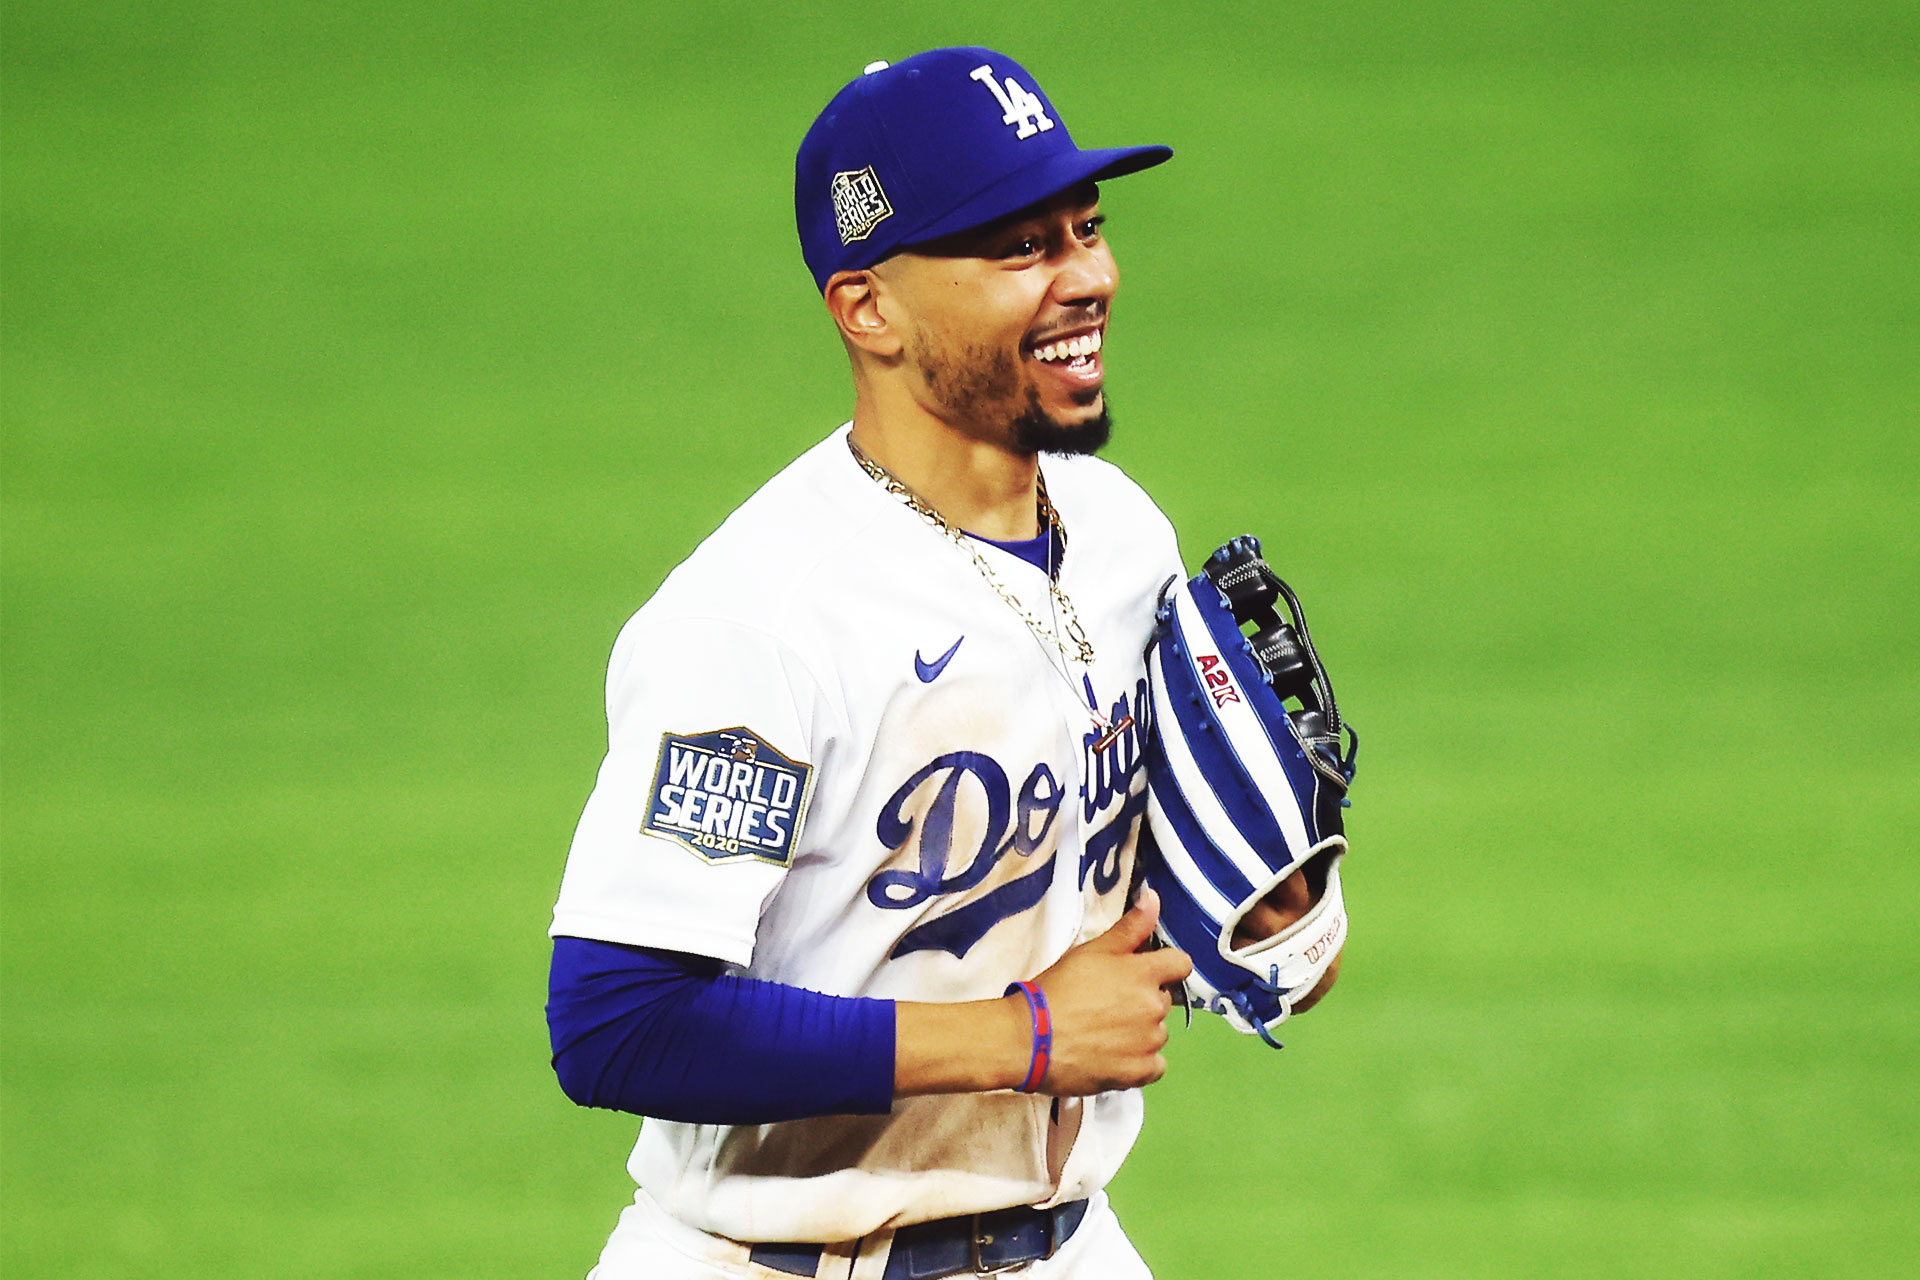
[4,2,1916,1276]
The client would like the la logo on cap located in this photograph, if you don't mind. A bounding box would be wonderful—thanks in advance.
[969,65,1053,139]
[831,166,893,244]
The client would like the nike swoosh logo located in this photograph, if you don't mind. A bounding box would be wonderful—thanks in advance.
[914,636,965,683]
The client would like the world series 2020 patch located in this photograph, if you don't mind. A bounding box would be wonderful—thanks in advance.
[830,166,892,244]
[644,727,816,865]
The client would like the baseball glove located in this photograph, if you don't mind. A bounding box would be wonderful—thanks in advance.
[1141,535,1359,1048]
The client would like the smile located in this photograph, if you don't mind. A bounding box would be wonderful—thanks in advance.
[1031,330,1103,365]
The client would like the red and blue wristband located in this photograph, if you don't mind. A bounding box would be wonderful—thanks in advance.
[1004,980,1052,1093]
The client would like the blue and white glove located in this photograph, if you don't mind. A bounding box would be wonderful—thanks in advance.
[1141,536,1359,1048]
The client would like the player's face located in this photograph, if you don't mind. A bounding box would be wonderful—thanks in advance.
[888,183,1118,455]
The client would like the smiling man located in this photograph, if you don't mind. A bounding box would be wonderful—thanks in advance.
[545,47,1336,1279]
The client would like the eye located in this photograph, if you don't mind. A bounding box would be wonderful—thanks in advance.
[1000,235,1043,259]
[1077,215,1107,243]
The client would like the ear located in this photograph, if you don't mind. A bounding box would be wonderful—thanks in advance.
[824,269,903,359]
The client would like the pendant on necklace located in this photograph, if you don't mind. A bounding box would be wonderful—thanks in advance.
[1091,713,1135,753]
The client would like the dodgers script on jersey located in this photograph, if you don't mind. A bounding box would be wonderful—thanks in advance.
[550,425,1183,1244]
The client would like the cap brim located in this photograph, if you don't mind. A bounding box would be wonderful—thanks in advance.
[895,143,1172,252]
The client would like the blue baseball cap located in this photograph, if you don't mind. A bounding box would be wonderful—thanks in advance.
[795,47,1172,290]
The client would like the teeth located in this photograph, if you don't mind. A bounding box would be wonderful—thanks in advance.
[1034,331,1103,362]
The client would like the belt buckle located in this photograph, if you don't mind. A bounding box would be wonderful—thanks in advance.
[968,1210,1034,1276]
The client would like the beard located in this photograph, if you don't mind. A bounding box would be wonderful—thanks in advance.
[914,330,1113,458]
[1009,389,1112,456]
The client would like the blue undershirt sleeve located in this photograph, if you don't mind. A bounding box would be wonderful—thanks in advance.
[546,935,896,1124]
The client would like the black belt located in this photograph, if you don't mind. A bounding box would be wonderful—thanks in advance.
[747,1198,1089,1278]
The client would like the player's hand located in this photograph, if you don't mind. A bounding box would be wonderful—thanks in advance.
[1027,888,1193,1095]
[1229,867,1342,1015]
[1231,867,1317,947]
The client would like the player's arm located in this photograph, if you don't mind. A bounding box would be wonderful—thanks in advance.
[548,937,897,1123]
[548,894,1193,1122]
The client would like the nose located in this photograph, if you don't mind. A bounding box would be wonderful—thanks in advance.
[1052,236,1117,311]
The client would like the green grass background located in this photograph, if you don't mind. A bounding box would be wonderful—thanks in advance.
[4,2,1916,1276]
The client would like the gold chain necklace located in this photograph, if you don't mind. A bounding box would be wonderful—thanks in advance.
[847,436,1097,669]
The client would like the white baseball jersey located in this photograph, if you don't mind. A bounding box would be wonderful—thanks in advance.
[551,423,1183,1243]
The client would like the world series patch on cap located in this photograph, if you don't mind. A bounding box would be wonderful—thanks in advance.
[795,46,1172,289]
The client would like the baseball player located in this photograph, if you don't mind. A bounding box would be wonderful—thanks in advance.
[547,47,1341,1279]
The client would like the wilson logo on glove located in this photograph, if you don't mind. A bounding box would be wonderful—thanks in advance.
[1140,536,1359,1048]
